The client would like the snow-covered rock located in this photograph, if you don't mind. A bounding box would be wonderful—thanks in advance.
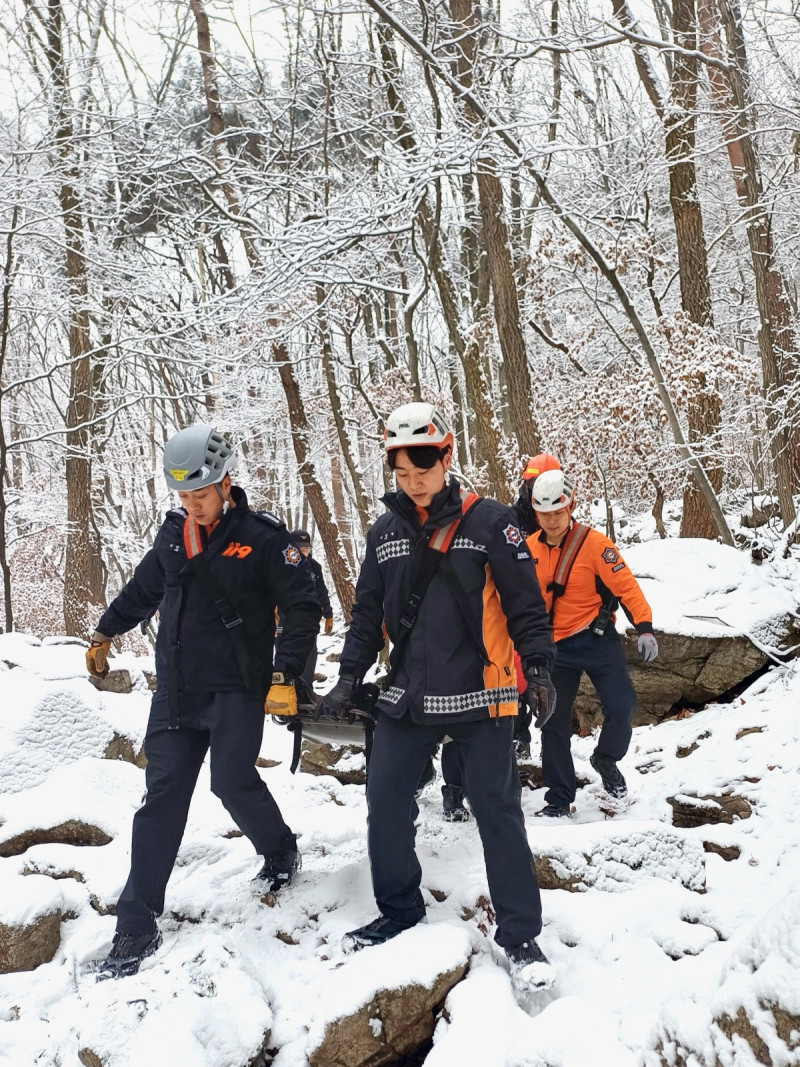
[644,886,800,1066]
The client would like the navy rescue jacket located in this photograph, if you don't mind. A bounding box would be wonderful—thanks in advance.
[339,477,555,726]
[97,487,320,699]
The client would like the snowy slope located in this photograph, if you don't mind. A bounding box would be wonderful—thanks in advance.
[0,538,798,1067]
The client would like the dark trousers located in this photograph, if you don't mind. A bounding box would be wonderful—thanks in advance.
[542,625,636,808]
[367,711,542,947]
[440,738,461,788]
[300,637,318,689]
[116,690,292,934]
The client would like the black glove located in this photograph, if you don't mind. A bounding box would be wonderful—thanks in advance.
[319,674,356,720]
[523,664,557,730]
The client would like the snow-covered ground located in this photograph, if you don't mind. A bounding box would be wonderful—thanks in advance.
[0,538,798,1066]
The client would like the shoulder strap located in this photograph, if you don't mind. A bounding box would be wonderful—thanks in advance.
[546,521,591,623]
[184,516,205,558]
[385,490,481,686]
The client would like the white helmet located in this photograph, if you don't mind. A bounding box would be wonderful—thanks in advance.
[163,425,234,492]
[383,402,454,452]
[531,469,575,512]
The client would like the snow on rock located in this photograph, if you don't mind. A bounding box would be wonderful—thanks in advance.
[533,822,706,894]
[644,885,800,1066]
[0,758,144,858]
[622,539,799,646]
[570,539,800,726]
[60,934,275,1067]
[0,870,63,973]
[0,642,149,795]
[305,923,471,1067]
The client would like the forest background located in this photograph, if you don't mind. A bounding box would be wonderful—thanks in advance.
[0,0,798,642]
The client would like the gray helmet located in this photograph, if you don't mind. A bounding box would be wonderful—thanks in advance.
[162,424,234,492]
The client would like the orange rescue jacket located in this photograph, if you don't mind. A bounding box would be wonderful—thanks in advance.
[526,524,652,643]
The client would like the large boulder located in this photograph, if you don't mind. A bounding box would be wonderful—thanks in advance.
[573,539,800,727]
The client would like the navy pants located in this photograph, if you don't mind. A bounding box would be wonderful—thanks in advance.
[542,625,636,808]
[116,690,293,934]
[367,711,542,948]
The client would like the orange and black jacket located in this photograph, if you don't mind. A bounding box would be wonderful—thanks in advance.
[97,486,320,700]
[526,524,653,644]
[340,477,555,726]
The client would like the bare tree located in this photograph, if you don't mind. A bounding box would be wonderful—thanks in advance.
[697,0,798,529]
[611,0,723,538]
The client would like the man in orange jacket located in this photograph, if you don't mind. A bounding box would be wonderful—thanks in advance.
[526,469,658,817]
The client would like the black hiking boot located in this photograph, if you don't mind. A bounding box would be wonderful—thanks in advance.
[442,784,470,822]
[96,927,162,981]
[415,758,436,798]
[513,738,532,761]
[342,915,422,953]
[590,751,627,799]
[251,836,301,895]
[506,939,549,967]
[505,938,555,992]
[533,803,572,819]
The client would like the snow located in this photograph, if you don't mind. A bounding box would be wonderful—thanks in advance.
[0,870,63,928]
[0,538,799,1066]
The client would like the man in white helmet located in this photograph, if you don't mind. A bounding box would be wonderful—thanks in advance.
[85,425,320,979]
[527,468,658,818]
[321,401,557,987]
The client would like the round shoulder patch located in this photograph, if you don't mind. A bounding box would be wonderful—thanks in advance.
[602,547,619,564]
[503,524,524,546]
[283,545,302,567]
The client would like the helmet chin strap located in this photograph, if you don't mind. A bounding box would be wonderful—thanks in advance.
[215,481,231,516]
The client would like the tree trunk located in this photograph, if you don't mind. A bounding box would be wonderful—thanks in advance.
[0,204,18,631]
[697,0,798,528]
[43,0,94,636]
[475,167,541,459]
[613,0,723,539]
[317,285,372,540]
[447,0,542,461]
[374,20,510,494]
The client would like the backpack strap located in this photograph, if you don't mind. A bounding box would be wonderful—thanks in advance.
[546,521,591,624]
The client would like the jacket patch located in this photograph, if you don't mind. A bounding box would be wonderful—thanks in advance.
[222,541,252,559]
[516,551,530,560]
[283,545,302,567]
[503,524,523,546]
[612,561,626,572]
[423,686,519,715]
[452,536,486,553]
[376,538,410,564]
[602,547,619,564]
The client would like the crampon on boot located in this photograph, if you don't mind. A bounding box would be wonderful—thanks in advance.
[96,927,162,981]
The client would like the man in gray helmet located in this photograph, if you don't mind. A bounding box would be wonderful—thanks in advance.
[86,424,319,979]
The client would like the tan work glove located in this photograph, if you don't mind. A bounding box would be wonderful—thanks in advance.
[265,682,298,717]
[86,631,112,678]
[323,616,334,636]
